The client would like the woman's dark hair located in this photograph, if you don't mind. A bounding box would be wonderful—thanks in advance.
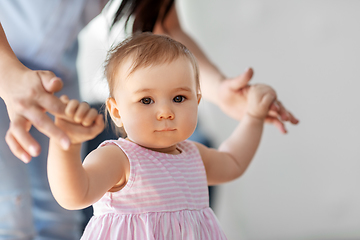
[111,0,175,33]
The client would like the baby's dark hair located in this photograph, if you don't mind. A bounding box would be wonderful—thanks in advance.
[104,32,200,136]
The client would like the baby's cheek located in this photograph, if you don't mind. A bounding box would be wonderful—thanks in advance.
[126,117,150,138]
[181,110,198,138]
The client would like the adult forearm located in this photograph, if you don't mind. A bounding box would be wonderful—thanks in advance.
[0,23,18,67]
[0,23,26,98]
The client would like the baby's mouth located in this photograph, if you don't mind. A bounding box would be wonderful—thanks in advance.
[155,128,176,132]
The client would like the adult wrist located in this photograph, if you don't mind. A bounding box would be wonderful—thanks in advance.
[0,57,27,99]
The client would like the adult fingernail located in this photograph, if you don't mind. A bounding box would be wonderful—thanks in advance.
[22,154,31,163]
[29,145,38,156]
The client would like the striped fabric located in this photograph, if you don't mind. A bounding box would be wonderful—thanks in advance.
[81,138,227,240]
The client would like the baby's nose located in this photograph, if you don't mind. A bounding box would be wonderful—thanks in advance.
[157,105,174,120]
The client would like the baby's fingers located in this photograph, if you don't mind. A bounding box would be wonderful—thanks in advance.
[93,115,105,135]
[261,92,276,109]
[80,114,104,142]
[74,102,90,123]
[65,99,80,119]
[82,108,100,127]
[59,95,70,104]
[85,114,105,138]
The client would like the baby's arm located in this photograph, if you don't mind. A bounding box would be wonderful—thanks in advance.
[196,84,277,185]
[47,96,129,210]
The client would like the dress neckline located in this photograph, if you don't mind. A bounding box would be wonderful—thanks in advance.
[116,137,186,158]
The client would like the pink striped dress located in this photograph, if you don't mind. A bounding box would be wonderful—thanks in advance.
[81,138,227,240]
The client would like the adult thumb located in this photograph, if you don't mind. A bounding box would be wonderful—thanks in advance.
[228,68,254,91]
[38,71,64,93]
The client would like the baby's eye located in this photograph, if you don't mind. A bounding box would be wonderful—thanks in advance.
[173,95,186,103]
[140,97,153,105]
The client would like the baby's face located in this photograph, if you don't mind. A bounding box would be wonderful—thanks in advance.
[112,57,200,154]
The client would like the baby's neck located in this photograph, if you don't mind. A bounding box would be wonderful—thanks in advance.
[125,138,182,155]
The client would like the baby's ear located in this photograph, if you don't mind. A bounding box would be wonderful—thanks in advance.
[106,97,123,127]
[197,93,202,105]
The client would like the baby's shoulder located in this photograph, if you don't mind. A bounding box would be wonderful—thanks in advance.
[86,143,127,164]
[99,138,139,153]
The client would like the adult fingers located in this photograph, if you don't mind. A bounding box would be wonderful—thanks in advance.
[275,101,289,121]
[227,68,254,91]
[268,109,280,119]
[36,92,67,117]
[265,116,287,134]
[38,71,63,93]
[5,116,41,162]
[269,101,280,112]
[269,100,299,125]
[30,71,67,116]
[287,111,299,124]
[276,101,299,124]
[5,131,31,163]
[23,106,70,150]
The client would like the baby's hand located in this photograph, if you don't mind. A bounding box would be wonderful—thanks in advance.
[54,95,104,144]
[246,84,277,120]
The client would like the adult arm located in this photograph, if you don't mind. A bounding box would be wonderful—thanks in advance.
[154,5,299,133]
[0,22,71,162]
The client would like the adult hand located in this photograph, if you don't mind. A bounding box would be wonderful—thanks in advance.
[217,68,299,133]
[2,68,70,163]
